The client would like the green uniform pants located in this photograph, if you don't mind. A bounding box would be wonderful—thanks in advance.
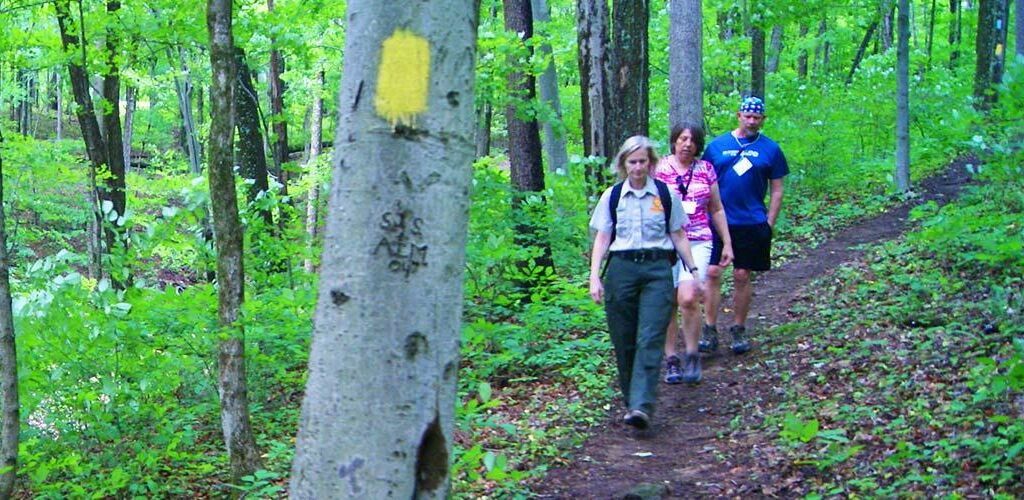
[603,256,674,417]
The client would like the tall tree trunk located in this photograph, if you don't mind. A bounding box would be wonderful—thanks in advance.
[610,0,650,139]
[818,18,832,76]
[101,0,127,247]
[55,0,126,281]
[123,85,136,173]
[847,21,879,84]
[55,71,63,140]
[949,0,962,68]
[717,8,740,92]
[289,2,479,496]
[927,0,937,68]
[233,47,272,222]
[576,0,611,192]
[268,0,289,195]
[797,23,809,78]
[303,68,325,274]
[992,0,1010,85]
[531,0,569,175]
[1017,0,1023,58]
[173,48,203,175]
[881,0,895,51]
[206,0,262,483]
[505,0,554,273]
[767,25,783,73]
[974,0,997,108]
[896,0,911,192]
[0,127,20,500]
[751,26,766,98]
[475,102,492,157]
[669,0,704,128]
[16,70,32,136]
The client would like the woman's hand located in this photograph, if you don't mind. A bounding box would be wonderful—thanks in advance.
[589,274,604,304]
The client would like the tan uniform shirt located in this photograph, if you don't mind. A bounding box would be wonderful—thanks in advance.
[589,177,687,252]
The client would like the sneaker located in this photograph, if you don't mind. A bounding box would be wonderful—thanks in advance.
[664,355,683,384]
[730,325,751,355]
[699,324,719,353]
[624,409,650,430]
[681,352,702,384]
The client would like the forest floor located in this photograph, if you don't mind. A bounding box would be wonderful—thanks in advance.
[528,159,974,499]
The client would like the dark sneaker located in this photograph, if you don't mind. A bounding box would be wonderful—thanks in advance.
[664,355,683,384]
[730,325,751,355]
[699,324,719,353]
[681,352,702,384]
[624,409,650,430]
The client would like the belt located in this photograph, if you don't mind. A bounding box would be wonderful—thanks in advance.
[609,248,674,263]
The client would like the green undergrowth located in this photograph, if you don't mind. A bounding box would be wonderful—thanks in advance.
[752,69,1024,497]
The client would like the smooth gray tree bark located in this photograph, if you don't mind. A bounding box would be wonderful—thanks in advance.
[767,25,783,73]
[173,47,203,175]
[669,0,704,128]
[751,26,766,98]
[0,127,19,500]
[206,0,262,483]
[896,0,911,191]
[532,0,569,175]
[290,1,479,497]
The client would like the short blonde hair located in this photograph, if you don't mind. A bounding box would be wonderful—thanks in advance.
[612,135,659,180]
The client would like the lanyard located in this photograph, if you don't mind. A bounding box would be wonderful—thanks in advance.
[675,159,696,198]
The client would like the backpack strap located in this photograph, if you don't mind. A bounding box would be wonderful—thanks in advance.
[608,181,625,246]
[653,178,672,235]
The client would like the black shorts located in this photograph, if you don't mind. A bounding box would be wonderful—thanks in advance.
[710,222,773,271]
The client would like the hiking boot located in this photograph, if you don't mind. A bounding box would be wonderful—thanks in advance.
[664,355,683,384]
[699,324,719,353]
[730,325,751,355]
[681,352,702,384]
[624,409,650,430]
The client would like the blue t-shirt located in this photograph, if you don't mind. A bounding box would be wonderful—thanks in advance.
[702,132,789,225]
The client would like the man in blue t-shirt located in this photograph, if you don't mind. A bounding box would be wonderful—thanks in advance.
[699,96,788,355]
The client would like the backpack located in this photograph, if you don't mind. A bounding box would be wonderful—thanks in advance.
[601,179,677,277]
[608,179,674,245]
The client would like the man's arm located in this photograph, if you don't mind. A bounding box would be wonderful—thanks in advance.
[767,178,784,228]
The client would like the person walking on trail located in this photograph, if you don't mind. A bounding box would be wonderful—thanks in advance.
[588,135,701,431]
[700,96,789,355]
[653,123,733,385]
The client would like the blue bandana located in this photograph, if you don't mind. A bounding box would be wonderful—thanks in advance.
[739,96,765,114]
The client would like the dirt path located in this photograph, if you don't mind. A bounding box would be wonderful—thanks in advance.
[529,160,973,499]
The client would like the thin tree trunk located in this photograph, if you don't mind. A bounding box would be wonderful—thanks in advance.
[610,0,650,139]
[532,0,569,175]
[268,0,289,195]
[55,71,63,140]
[101,0,127,242]
[123,85,136,173]
[821,19,831,75]
[927,0,937,68]
[303,68,324,274]
[798,23,809,78]
[751,26,766,98]
[290,1,479,496]
[0,126,20,500]
[173,48,203,175]
[576,0,611,192]
[847,21,879,84]
[475,102,492,157]
[206,0,262,483]
[767,25,783,74]
[896,0,911,192]
[233,47,272,222]
[949,0,962,68]
[669,0,704,128]
[881,0,895,51]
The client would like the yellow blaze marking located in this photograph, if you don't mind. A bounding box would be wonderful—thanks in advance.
[375,29,430,126]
